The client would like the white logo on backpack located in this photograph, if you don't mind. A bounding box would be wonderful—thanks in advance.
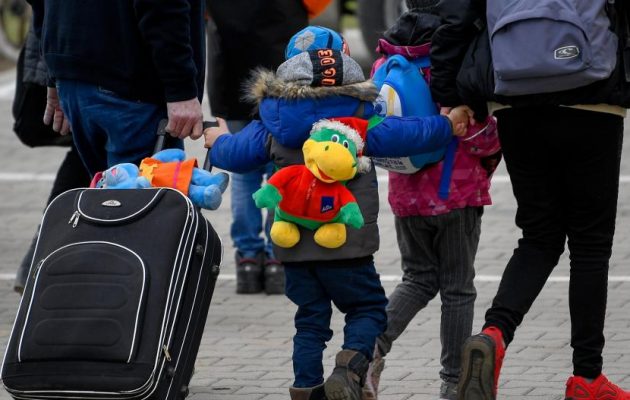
[554,46,580,60]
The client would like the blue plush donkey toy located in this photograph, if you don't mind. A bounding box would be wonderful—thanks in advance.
[96,149,229,210]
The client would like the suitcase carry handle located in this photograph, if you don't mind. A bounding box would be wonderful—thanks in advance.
[202,120,219,172]
[154,119,219,172]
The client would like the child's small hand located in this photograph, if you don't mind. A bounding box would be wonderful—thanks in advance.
[447,106,474,137]
[204,117,230,148]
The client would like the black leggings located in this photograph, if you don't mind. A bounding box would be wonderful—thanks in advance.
[484,106,624,379]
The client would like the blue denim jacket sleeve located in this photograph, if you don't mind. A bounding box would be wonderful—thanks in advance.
[366,115,453,157]
[210,120,271,173]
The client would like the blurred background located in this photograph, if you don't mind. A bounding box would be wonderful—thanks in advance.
[311,0,407,64]
[0,0,408,69]
[0,0,30,67]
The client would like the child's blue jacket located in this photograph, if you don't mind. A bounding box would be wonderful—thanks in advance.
[210,69,453,173]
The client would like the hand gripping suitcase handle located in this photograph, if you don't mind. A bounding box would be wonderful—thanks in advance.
[154,119,219,172]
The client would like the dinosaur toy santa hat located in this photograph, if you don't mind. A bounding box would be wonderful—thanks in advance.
[310,116,371,173]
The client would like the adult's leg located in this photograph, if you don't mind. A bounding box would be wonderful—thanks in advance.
[484,107,567,345]
[459,107,570,399]
[57,80,168,174]
[226,120,269,293]
[435,207,479,383]
[228,119,266,258]
[562,110,624,379]
[15,144,90,293]
[284,264,334,388]
[46,144,91,203]
[263,161,277,258]
[260,161,285,294]
[56,80,108,176]
[377,216,440,355]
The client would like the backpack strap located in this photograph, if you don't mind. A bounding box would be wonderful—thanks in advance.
[437,137,458,200]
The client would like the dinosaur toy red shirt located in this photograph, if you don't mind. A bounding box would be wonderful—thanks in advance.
[268,165,357,229]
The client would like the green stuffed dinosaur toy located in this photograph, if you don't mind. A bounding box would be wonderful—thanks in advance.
[253,117,370,249]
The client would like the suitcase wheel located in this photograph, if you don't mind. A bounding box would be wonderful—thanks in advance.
[180,385,189,399]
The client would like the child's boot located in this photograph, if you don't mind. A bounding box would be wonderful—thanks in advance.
[325,350,369,400]
[289,384,327,400]
[457,326,505,400]
[362,345,385,400]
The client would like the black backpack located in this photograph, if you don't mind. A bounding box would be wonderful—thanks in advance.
[13,43,72,147]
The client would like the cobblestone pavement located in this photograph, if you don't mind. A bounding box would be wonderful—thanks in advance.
[0,66,629,398]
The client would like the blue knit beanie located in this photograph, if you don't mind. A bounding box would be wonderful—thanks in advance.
[285,26,348,59]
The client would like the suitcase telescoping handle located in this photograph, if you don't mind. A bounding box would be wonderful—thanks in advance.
[154,119,219,172]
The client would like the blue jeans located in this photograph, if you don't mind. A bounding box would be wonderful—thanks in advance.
[56,80,169,176]
[227,120,274,259]
[284,259,388,388]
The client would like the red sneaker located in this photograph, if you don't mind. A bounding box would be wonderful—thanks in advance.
[565,374,630,399]
[457,326,506,400]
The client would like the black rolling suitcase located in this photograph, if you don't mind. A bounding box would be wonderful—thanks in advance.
[1,123,223,400]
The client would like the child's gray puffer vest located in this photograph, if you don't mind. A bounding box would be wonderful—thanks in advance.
[267,138,380,263]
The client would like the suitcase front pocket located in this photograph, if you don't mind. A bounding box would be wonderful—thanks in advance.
[18,241,147,363]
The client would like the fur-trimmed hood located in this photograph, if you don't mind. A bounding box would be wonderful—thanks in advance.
[244,68,379,149]
[243,68,379,107]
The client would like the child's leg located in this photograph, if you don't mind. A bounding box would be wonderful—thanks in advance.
[316,259,388,400]
[378,216,440,354]
[434,208,480,384]
[319,260,388,360]
[284,264,334,388]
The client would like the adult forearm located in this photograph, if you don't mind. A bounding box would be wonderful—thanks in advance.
[430,0,484,107]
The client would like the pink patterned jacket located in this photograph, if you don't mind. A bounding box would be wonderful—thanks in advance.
[388,118,501,217]
[372,38,502,217]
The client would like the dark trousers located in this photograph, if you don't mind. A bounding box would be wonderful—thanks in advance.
[485,107,623,379]
[284,259,388,388]
[15,145,91,290]
[378,208,480,383]
[46,145,92,203]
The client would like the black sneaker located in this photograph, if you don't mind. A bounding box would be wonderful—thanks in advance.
[235,252,264,294]
[263,256,285,295]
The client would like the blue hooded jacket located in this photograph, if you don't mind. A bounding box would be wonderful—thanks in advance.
[210,69,453,173]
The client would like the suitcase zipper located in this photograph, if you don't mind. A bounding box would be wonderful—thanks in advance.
[162,345,172,362]
[68,211,80,228]
[76,188,165,225]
